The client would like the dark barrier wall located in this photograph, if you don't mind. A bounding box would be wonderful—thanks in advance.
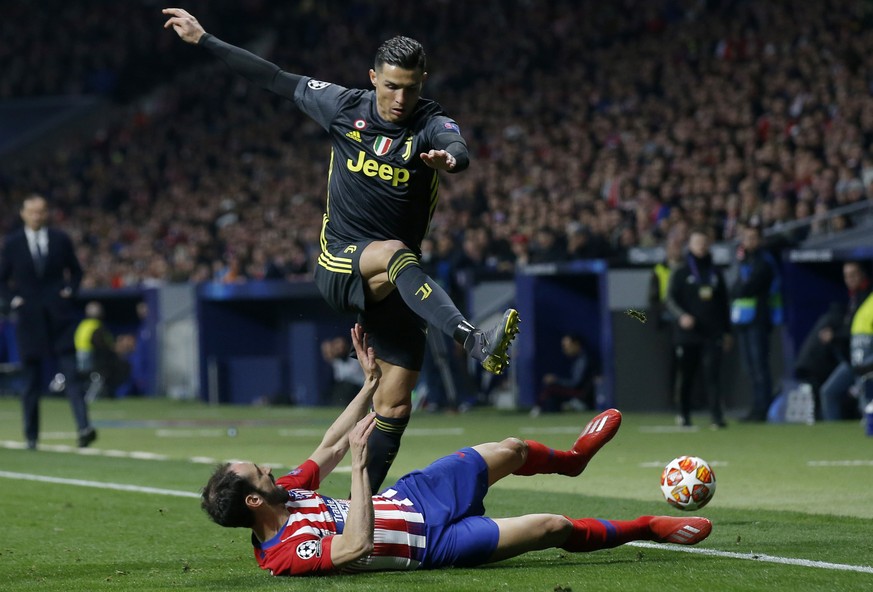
[783,247,873,358]
[515,260,613,410]
[196,281,354,405]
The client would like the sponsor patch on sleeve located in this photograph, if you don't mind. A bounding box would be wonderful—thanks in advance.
[307,80,331,90]
[444,121,460,133]
[296,540,322,560]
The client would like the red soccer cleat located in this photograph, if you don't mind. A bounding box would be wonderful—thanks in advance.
[649,516,712,545]
[566,408,623,476]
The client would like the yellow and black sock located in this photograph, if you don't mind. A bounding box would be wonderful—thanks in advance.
[366,413,410,494]
[388,248,466,339]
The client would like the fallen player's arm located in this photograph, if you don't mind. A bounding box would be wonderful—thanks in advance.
[328,414,376,567]
[308,324,380,481]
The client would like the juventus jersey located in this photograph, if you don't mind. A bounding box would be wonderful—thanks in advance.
[253,460,426,576]
[198,34,466,256]
[293,77,462,252]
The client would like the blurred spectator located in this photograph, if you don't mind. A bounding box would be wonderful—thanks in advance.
[74,300,132,400]
[729,223,780,422]
[648,234,684,404]
[530,333,593,416]
[847,289,873,419]
[794,261,872,420]
[320,335,364,406]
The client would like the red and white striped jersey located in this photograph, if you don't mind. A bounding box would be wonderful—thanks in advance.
[252,460,426,576]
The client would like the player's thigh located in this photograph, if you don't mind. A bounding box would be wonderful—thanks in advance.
[471,438,527,485]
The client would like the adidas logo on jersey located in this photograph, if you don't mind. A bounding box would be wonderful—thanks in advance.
[345,130,362,142]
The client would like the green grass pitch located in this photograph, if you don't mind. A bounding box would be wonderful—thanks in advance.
[0,397,871,591]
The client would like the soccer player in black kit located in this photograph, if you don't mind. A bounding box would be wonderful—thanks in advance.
[164,8,520,492]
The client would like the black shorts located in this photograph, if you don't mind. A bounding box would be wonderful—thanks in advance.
[314,240,427,371]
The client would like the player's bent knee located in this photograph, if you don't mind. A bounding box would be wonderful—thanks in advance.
[375,239,410,262]
[500,437,527,461]
[543,515,573,538]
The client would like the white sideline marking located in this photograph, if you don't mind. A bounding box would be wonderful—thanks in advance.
[0,470,870,574]
[628,541,873,574]
[0,470,199,498]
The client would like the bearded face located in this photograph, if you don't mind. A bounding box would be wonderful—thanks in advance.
[256,472,290,505]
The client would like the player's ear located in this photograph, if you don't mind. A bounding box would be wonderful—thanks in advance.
[421,71,428,84]
[369,69,377,87]
[245,493,263,509]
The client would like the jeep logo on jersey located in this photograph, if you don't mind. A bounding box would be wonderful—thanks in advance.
[373,135,393,156]
[346,151,410,186]
[307,80,331,90]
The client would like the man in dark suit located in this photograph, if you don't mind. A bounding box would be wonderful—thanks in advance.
[0,194,96,449]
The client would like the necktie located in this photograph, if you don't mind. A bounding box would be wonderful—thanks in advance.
[34,236,45,276]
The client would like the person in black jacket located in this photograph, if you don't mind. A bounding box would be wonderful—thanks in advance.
[0,195,96,449]
[530,333,593,416]
[729,222,778,422]
[667,227,732,428]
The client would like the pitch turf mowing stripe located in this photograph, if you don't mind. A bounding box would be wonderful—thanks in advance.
[1,470,870,575]
[629,542,873,574]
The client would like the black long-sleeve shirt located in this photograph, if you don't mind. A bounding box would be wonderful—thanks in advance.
[199,34,469,254]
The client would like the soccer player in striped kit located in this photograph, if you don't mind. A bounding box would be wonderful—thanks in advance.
[200,325,712,576]
[164,7,520,493]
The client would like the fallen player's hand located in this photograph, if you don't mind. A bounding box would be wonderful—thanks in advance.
[351,323,381,384]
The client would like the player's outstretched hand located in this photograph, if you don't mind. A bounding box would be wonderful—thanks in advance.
[351,323,381,385]
[162,8,206,44]
[349,412,376,469]
[420,149,457,171]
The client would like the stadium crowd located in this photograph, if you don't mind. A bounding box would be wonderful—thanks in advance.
[2,0,873,291]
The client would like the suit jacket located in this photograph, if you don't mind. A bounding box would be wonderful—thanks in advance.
[0,227,83,359]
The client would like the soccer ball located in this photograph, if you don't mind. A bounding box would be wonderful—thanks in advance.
[660,456,716,511]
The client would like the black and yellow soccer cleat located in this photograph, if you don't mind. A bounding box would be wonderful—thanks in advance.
[464,308,520,375]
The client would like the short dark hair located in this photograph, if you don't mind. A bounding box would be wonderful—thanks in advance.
[845,260,871,278]
[21,193,47,209]
[688,225,712,239]
[563,333,584,346]
[374,36,426,72]
[201,463,257,528]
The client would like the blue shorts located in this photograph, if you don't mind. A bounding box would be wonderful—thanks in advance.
[387,447,500,569]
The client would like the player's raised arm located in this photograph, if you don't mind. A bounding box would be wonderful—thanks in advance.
[161,7,303,98]
[308,324,381,481]
[328,413,376,567]
[162,8,206,44]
